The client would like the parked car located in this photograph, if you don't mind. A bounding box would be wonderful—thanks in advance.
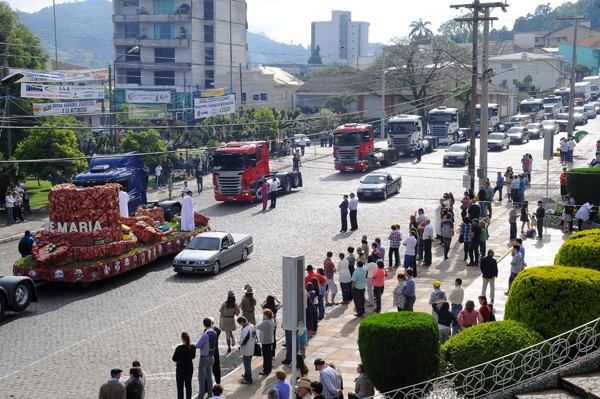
[591,101,600,114]
[443,143,472,166]
[487,132,510,151]
[172,231,253,275]
[356,172,402,200]
[583,104,597,119]
[507,127,530,144]
[0,276,37,322]
[573,107,588,125]
[525,123,544,139]
[541,120,559,136]
[555,113,569,131]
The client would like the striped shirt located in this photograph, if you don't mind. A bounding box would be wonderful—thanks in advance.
[388,230,402,248]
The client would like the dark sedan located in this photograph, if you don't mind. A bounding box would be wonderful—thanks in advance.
[357,172,402,200]
[443,143,472,166]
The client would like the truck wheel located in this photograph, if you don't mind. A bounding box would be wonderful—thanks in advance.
[256,188,264,202]
[0,293,6,322]
[12,281,31,312]
[291,173,300,187]
[212,261,221,275]
[241,248,249,262]
[283,177,292,193]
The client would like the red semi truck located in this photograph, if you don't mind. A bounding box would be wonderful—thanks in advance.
[333,123,398,172]
[212,141,302,202]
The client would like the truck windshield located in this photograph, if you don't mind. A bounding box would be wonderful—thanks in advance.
[187,237,220,251]
[388,122,415,134]
[543,98,560,106]
[519,104,542,113]
[212,153,247,171]
[335,132,365,145]
[428,113,454,123]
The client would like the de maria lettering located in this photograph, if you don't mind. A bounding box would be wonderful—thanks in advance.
[44,221,103,233]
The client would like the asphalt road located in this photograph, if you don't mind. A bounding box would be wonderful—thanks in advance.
[0,119,592,398]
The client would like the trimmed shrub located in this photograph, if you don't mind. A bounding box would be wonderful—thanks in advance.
[567,168,600,205]
[358,312,439,393]
[441,320,545,370]
[554,229,600,271]
[505,266,600,338]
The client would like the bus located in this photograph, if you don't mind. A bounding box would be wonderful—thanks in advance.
[553,88,570,107]
[475,103,500,133]
[518,98,544,122]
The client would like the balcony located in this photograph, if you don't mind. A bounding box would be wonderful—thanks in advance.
[113,13,191,23]
[114,60,192,71]
[113,33,191,47]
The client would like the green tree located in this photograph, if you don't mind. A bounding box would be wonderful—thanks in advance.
[9,22,47,69]
[120,129,167,167]
[313,64,356,75]
[408,18,433,40]
[308,44,323,65]
[15,119,87,184]
[294,108,341,134]
[253,107,279,140]
[438,14,479,44]
[324,95,357,114]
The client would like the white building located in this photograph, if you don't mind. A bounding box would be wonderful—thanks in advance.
[310,11,369,66]
[488,51,570,92]
[234,66,303,111]
[112,0,247,95]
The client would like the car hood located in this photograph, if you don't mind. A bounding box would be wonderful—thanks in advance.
[507,131,523,137]
[359,183,386,190]
[174,249,218,262]
[444,151,467,157]
[487,138,504,144]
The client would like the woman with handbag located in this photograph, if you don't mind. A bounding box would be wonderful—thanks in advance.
[256,309,275,376]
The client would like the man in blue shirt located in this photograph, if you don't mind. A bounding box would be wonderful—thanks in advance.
[518,174,526,205]
[493,171,505,201]
[274,370,291,399]
[351,260,367,317]
[196,318,217,397]
[314,359,342,399]
[402,268,416,311]
[18,230,35,258]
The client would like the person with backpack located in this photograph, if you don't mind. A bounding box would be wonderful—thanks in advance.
[18,230,35,258]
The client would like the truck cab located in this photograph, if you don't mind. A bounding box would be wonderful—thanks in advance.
[427,106,459,145]
[476,103,500,133]
[387,114,423,156]
[333,123,375,171]
[518,98,544,122]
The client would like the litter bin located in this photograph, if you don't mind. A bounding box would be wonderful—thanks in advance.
[574,130,588,143]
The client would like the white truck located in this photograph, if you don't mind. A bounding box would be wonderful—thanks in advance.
[427,106,459,145]
[518,98,544,122]
[542,95,562,119]
[476,103,500,133]
[583,76,600,100]
[387,114,434,156]
[575,81,592,105]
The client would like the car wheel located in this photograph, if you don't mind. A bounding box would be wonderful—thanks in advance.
[464,158,468,166]
[383,190,388,200]
[212,261,221,275]
[507,144,510,149]
[241,248,248,262]
[0,293,6,322]
[12,282,31,312]
[443,162,446,167]
[395,183,400,194]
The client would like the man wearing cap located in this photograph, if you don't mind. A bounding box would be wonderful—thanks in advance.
[237,316,256,384]
[196,317,218,397]
[99,368,126,399]
[348,193,359,230]
[314,359,342,399]
[296,378,314,399]
[428,281,447,322]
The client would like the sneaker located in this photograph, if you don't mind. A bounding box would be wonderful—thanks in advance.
[240,379,253,385]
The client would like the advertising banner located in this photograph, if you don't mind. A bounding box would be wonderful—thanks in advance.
[193,94,235,118]
[128,104,167,120]
[11,68,109,83]
[200,87,232,98]
[125,90,171,104]
[32,101,97,116]
[21,84,104,100]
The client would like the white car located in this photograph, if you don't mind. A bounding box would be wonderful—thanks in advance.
[541,120,559,136]
[525,123,544,139]
[583,104,597,119]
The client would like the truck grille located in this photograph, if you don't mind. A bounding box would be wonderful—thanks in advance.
[216,174,242,195]
[390,136,411,151]
[336,147,359,164]
[430,126,447,137]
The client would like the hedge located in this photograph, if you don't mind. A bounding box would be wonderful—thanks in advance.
[567,168,600,205]
[358,312,439,393]
[505,266,600,338]
[554,229,600,271]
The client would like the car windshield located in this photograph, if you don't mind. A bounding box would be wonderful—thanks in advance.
[187,237,220,251]
[542,120,555,126]
[363,175,387,184]
[556,114,568,120]
[488,133,505,140]
[526,124,541,129]
[447,144,466,152]
[508,128,523,133]
[574,107,585,113]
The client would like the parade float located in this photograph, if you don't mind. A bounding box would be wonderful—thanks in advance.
[13,183,209,283]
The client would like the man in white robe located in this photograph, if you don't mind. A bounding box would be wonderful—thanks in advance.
[118,187,130,218]
[181,191,195,231]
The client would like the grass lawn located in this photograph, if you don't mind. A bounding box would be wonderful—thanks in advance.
[25,180,52,209]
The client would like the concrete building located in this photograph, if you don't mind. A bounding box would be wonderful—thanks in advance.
[310,11,369,66]
[488,51,570,92]
[112,0,247,98]
[558,36,600,76]
[237,66,303,111]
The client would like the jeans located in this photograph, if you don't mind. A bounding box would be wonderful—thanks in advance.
[479,241,487,258]
[176,369,193,399]
[511,188,518,203]
[340,281,352,302]
[481,277,495,302]
[373,286,384,313]
[269,191,277,208]
[442,237,452,258]
[508,271,519,292]
[509,222,517,240]
[439,325,451,344]
[537,219,544,239]
[242,355,253,382]
[340,211,348,232]
[6,207,13,224]
[451,303,463,335]
[317,295,325,320]
[404,254,416,277]
[300,145,305,156]
[404,296,416,311]
[418,238,424,259]
[493,185,503,200]
[463,241,471,261]
[352,287,365,315]
[198,356,214,398]
[469,241,480,263]
[568,149,574,163]
[389,247,400,266]
[261,344,272,373]
[156,175,162,188]
[196,177,203,193]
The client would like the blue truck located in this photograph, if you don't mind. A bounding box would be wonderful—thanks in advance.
[72,152,182,219]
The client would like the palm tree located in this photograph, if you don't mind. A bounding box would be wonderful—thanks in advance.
[409,18,433,40]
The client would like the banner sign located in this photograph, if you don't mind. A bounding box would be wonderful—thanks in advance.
[32,101,97,116]
[200,87,232,98]
[128,104,167,120]
[21,84,104,100]
[125,90,171,104]
[11,68,109,83]
[194,94,235,118]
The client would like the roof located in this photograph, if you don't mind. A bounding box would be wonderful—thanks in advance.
[215,141,267,153]
[490,52,566,62]
[576,36,600,48]
[251,66,303,87]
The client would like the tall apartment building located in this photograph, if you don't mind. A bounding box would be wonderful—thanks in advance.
[310,11,369,66]
[112,0,247,97]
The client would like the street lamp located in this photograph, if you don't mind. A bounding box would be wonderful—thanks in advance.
[109,45,140,153]
[1,72,24,159]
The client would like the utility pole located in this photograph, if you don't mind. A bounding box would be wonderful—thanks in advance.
[381,46,386,140]
[557,16,586,139]
[451,0,508,190]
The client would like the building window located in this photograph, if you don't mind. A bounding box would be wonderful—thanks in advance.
[155,48,175,63]
[241,92,246,104]
[123,0,139,5]
[124,47,140,62]
[155,71,175,85]
[252,92,268,102]
[204,48,214,66]
[204,79,214,88]
[124,23,140,39]
[154,23,174,39]
[204,0,214,20]
[125,70,141,84]
[153,0,174,14]
[500,63,513,69]
[204,24,214,43]
[205,70,214,80]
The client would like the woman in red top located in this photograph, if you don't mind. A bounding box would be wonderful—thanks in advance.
[560,167,568,197]
[371,261,388,314]
[457,300,484,330]
[478,295,492,322]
